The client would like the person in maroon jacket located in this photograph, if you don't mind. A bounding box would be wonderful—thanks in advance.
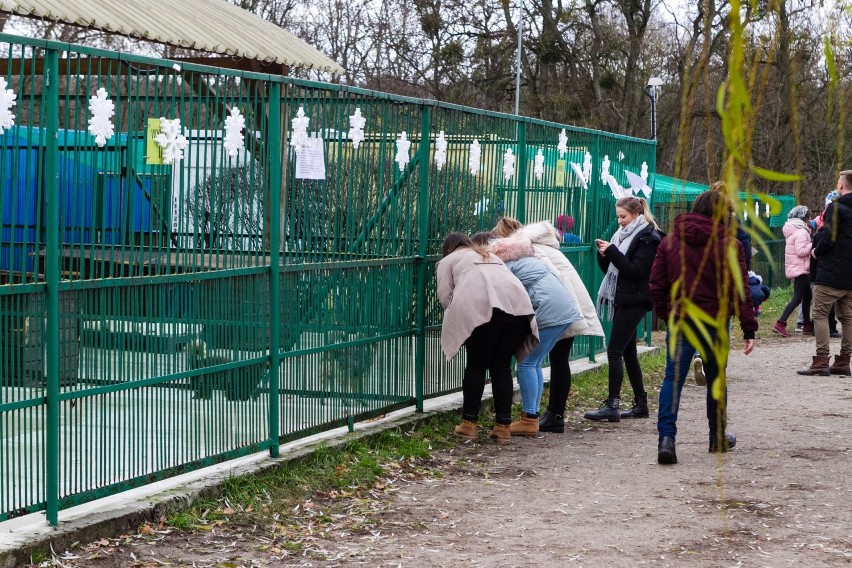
[649,189,758,464]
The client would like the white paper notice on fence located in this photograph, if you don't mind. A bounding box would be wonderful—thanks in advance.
[295,137,326,180]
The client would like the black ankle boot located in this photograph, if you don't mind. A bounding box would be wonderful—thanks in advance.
[583,398,620,422]
[538,410,565,433]
[708,433,737,453]
[658,436,677,464]
[620,394,649,419]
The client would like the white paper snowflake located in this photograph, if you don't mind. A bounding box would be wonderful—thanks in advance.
[87,88,114,147]
[640,162,649,181]
[0,77,17,135]
[154,117,188,164]
[474,198,489,216]
[534,148,545,181]
[395,131,411,172]
[503,148,516,181]
[600,155,611,182]
[583,151,592,183]
[434,131,448,172]
[290,106,309,153]
[348,107,366,150]
[557,128,568,158]
[469,139,481,176]
[223,107,245,158]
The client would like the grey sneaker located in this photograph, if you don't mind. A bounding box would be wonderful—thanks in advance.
[693,357,706,386]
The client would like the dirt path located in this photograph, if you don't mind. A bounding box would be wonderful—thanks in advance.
[34,336,852,567]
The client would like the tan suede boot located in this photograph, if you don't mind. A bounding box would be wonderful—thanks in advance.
[830,354,851,375]
[488,423,511,444]
[453,420,478,440]
[509,412,539,437]
[797,356,831,376]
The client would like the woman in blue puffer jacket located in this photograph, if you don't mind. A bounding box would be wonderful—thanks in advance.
[491,234,583,436]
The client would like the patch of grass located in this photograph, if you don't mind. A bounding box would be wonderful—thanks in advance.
[563,348,668,412]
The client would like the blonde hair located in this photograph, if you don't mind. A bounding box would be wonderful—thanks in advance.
[493,217,523,237]
[615,196,658,229]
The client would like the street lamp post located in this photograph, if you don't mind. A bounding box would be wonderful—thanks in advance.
[643,77,663,140]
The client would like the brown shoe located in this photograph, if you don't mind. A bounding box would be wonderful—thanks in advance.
[509,412,539,437]
[488,423,511,444]
[830,354,851,375]
[797,356,831,376]
[453,420,478,440]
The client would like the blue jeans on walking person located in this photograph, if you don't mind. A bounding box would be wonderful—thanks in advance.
[517,324,570,415]
[657,326,728,443]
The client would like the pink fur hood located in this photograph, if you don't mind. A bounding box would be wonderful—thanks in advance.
[491,235,535,261]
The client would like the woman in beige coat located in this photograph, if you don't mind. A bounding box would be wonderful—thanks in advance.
[437,232,538,442]
[494,218,605,433]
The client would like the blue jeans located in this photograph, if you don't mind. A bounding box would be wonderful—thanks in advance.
[657,327,728,442]
[517,324,570,415]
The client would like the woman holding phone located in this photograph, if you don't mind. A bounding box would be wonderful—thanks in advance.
[584,196,662,422]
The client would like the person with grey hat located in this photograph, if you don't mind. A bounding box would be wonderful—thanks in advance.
[772,204,813,337]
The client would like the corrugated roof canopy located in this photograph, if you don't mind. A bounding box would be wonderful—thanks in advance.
[0,0,344,74]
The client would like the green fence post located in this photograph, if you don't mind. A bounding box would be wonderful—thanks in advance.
[587,132,602,362]
[645,140,658,347]
[414,105,431,412]
[267,82,283,457]
[44,47,60,526]
[516,121,527,223]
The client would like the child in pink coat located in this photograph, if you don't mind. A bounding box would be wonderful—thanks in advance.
[773,205,813,337]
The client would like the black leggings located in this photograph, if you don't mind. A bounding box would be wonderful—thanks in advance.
[462,310,530,424]
[607,305,647,400]
[545,337,575,416]
[780,273,811,322]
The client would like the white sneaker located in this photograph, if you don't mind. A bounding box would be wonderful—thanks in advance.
[693,357,706,386]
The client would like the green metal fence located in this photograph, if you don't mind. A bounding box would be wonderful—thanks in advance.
[0,33,656,524]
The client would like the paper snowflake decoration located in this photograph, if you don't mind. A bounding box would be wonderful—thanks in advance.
[534,149,545,181]
[625,170,652,198]
[290,106,309,153]
[569,162,588,189]
[640,162,649,181]
[600,155,611,182]
[557,129,568,158]
[0,77,17,134]
[617,151,625,161]
[348,107,366,150]
[87,88,114,147]
[583,151,592,183]
[434,130,448,171]
[469,139,481,176]
[605,175,630,200]
[473,198,489,216]
[223,107,245,158]
[154,117,188,164]
[395,131,411,172]
[502,148,516,181]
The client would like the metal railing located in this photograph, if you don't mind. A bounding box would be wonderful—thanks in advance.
[0,32,656,524]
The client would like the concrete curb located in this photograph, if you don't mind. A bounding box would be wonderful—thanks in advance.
[0,346,658,567]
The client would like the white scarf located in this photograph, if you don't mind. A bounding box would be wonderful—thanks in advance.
[597,216,648,320]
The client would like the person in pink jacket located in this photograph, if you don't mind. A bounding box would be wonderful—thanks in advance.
[773,205,813,337]
[436,232,539,443]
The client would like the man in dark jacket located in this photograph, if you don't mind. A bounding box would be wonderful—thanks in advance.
[649,189,758,464]
[798,170,852,376]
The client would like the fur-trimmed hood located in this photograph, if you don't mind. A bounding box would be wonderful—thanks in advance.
[520,221,561,249]
[491,235,535,261]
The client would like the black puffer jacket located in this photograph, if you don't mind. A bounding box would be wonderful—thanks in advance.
[813,192,852,290]
[598,223,663,309]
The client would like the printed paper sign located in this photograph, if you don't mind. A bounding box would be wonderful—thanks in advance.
[146,118,164,165]
[556,160,566,186]
[295,137,326,180]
